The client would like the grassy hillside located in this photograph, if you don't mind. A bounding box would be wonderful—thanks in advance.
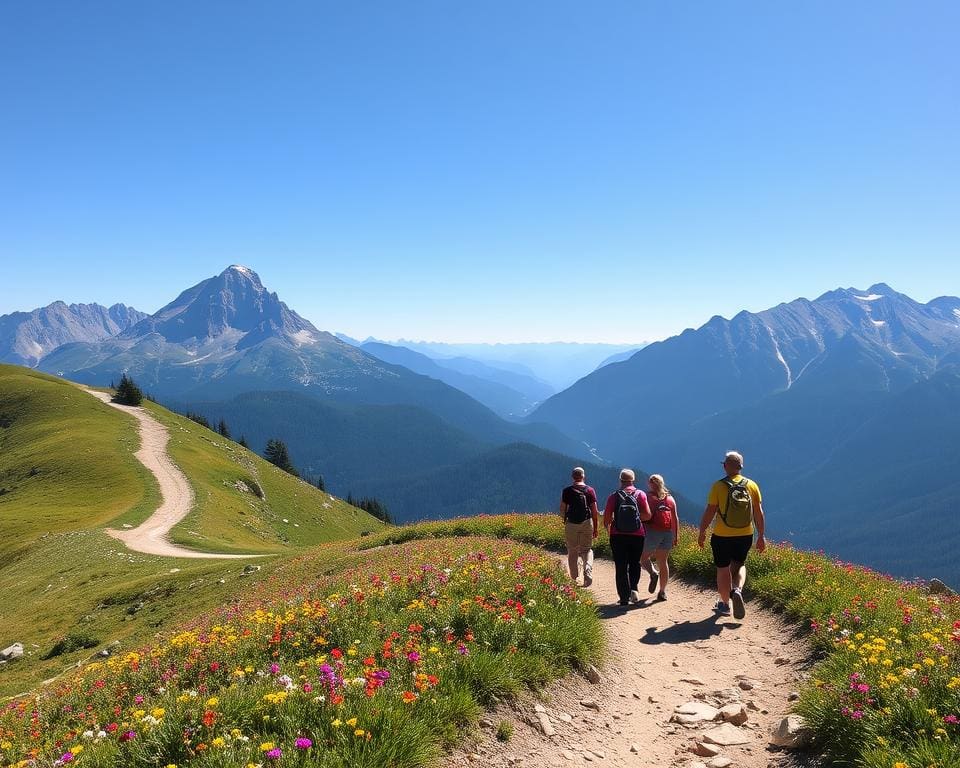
[0,534,599,768]
[0,365,386,698]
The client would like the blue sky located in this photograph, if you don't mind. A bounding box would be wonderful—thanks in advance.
[1,1,957,342]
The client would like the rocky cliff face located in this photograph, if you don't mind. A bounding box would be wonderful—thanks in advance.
[0,302,147,367]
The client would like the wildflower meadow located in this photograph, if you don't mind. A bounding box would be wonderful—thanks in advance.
[2,514,958,767]
[0,536,599,768]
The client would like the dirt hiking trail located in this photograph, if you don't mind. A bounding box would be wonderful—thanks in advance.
[446,556,813,768]
[84,387,255,559]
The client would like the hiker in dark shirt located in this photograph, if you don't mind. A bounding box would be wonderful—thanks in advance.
[560,466,599,587]
[603,469,651,607]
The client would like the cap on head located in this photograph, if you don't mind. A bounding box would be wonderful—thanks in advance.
[724,451,744,469]
[571,466,585,480]
[619,468,635,483]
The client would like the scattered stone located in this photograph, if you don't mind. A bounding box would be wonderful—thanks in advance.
[702,723,753,746]
[0,643,24,661]
[557,712,572,723]
[561,750,575,761]
[680,676,706,686]
[589,750,606,759]
[672,660,680,667]
[217,578,226,584]
[719,704,748,726]
[240,564,261,576]
[537,713,555,737]
[673,702,721,724]
[745,701,760,712]
[770,715,813,749]
[774,656,791,666]
[928,578,954,595]
[579,699,601,711]
[534,704,547,713]
[479,718,494,729]
[584,663,602,684]
[736,678,758,690]
[630,744,639,753]
[787,691,800,702]
[689,742,722,757]
[707,758,733,768]
[648,695,659,703]
[688,762,708,768]
[169,568,181,573]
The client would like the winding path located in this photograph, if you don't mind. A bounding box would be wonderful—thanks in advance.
[445,556,811,768]
[83,388,255,559]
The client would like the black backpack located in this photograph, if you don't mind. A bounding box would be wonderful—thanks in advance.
[565,487,591,524]
[613,489,642,533]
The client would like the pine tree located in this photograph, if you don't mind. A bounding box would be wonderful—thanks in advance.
[238,434,249,449]
[264,439,298,477]
[315,475,325,492]
[112,373,143,406]
[217,419,231,439]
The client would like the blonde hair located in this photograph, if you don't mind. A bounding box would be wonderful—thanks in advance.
[647,473,669,500]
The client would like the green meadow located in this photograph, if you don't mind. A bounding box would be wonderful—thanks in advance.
[0,365,385,698]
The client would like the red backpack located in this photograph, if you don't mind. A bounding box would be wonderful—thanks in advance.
[648,495,674,531]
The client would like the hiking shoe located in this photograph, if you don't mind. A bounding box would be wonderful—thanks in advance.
[617,599,629,607]
[656,592,667,602]
[628,589,641,604]
[647,569,660,594]
[731,588,746,619]
[715,600,731,616]
[583,563,593,588]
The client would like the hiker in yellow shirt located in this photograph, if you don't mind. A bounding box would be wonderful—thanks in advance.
[697,451,766,619]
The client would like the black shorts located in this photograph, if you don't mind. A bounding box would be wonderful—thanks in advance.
[710,534,753,568]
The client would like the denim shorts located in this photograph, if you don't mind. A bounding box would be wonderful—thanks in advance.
[642,527,674,554]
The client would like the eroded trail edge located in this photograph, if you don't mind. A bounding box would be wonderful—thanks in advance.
[446,556,811,768]
[83,387,254,559]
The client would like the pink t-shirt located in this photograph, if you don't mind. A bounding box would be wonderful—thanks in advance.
[604,486,648,536]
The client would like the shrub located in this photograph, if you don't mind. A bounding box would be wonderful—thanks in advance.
[112,373,143,406]
[41,631,101,660]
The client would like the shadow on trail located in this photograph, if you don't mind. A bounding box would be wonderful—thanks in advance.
[597,600,654,620]
[639,614,741,645]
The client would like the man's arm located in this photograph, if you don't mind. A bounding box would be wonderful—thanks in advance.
[698,504,718,548]
[590,502,600,539]
[603,496,614,533]
[753,499,766,553]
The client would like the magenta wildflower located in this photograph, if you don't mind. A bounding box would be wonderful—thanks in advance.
[266,747,282,759]
[407,651,420,662]
[60,754,74,764]
[295,737,312,749]
[269,663,280,675]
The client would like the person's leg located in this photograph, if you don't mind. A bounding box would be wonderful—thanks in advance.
[578,522,594,586]
[655,550,670,596]
[717,566,732,602]
[710,535,733,611]
[610,535,629,603]
[565,524,579,580]
[729,536,753,619]
[731,561,747,591]
[627,537,644,600]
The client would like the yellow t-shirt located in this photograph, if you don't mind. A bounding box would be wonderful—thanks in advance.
[707,475,761,537]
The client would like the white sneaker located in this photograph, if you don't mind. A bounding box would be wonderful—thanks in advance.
[583,562,593,587]
[628,589,640,604]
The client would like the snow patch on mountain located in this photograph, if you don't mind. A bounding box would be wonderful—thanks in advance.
[854,293,884,301]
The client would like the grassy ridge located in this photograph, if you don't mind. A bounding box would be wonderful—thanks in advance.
[0,536,600,768]
[0,366,386,699]
[359,515,960,767]
[0,366,160,549]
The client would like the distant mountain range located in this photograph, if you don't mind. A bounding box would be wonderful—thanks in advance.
[339,337,646,390]
[532,283,960,583]
[0,301,146,367]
